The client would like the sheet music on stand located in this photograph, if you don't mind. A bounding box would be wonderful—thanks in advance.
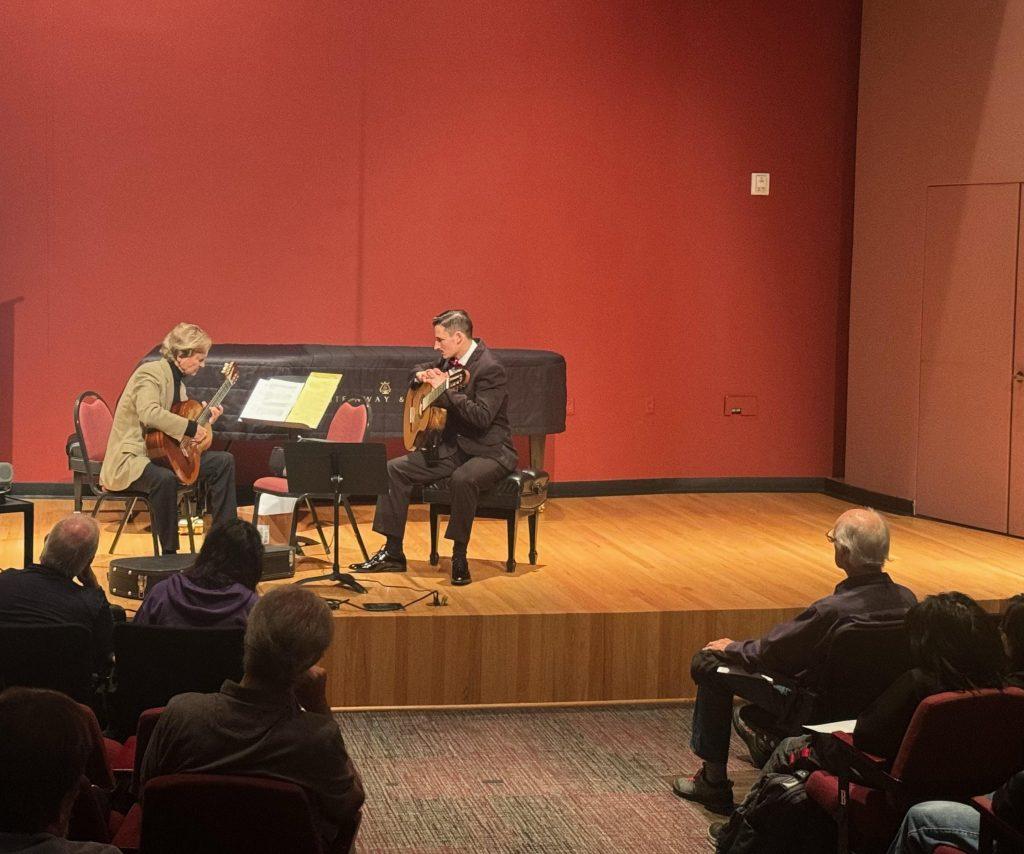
[240,372,342,430]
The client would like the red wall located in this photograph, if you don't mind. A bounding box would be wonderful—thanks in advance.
[0,0,861,485]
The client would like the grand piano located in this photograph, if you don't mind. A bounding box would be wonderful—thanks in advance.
[142,344,567,470]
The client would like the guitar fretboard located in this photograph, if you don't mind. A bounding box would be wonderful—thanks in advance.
[197,370,236,425]
[419,370,461,414]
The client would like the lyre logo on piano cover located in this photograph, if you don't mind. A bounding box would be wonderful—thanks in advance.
[379,380,392,395]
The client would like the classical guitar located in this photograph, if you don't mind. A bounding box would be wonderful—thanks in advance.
[145,361,239,485]
[403,367,466,452]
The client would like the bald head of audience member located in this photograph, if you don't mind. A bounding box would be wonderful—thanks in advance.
[0,687,91,838]
[39,515,99,579]
[830,508,890,576]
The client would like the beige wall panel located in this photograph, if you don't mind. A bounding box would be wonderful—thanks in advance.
[847,1,1024,501]
[916,183,1018,531]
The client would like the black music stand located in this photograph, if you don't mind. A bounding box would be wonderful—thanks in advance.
[283,441,388,594]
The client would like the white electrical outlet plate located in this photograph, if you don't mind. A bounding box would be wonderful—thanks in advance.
[751,173,770,195]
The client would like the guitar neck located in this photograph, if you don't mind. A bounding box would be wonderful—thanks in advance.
[422,373,458,408]
[196,378,232,426]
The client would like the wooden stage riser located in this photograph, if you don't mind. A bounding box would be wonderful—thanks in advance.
[323,598,1008,707]
[5,495,1024,707]
[330,608,811,707]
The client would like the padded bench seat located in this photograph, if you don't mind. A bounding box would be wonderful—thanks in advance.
[423,469,549,572]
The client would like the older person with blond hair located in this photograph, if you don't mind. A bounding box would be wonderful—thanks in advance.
[672,507,918,814]
[0,514,115,676]
[100,322,236,554]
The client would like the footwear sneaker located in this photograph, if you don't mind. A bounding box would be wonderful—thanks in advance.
[672,767,734,814]
[177,516,204,534]
[732,705,779,768]
[707,821,726,846]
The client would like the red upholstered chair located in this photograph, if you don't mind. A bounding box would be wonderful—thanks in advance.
[113,774,345,854]
[73,391,197,555]
[141,775,328,854]
[107,705,165,787]
[972,794,1024,854]
[805,688,1024,854]
[111,708,361,854]
[67,702,127,844]
[252,400,371,559]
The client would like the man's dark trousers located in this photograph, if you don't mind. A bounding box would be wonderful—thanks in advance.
[129,451,237,553]
[373,449,508,544]
[690,649,792,765]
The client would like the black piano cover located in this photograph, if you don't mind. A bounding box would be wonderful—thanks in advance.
[141,344,567,441]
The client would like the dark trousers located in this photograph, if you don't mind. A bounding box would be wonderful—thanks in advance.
[372,449,509,545]
[690,649,792,766]
[129,451,237,553]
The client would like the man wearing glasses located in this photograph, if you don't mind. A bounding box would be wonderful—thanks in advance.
[672,507,917,814]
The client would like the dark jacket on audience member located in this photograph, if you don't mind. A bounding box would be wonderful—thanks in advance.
[0,564,114,674]
[723,572,918,681]
[140,680,363,844]
[852,666,1015,760]
[993,770,1024,831]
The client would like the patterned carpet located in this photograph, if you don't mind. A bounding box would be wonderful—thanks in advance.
[336,703,758,853]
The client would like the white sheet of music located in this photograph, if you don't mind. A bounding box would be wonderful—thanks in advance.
[802,719,856,734]
[239,378,304,423]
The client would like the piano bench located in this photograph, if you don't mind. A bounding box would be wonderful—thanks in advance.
[423,469,549,573]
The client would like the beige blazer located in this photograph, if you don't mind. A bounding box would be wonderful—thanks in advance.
[100,359,191,491]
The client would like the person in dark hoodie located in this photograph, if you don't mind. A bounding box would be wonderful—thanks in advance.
[133,518,261,628]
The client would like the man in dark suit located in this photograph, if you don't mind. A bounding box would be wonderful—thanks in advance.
[351,309,517,586]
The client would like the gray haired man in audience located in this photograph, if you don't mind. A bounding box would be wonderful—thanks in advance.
[140,586,364,851]
[0,515,114,676]
[673,507,918,814]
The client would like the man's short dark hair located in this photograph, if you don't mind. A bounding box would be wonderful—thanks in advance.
[243,587,332,689]
[432,309,473,338]
[0,687,91,833]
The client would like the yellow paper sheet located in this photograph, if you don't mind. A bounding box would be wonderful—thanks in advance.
[287,372,343,428]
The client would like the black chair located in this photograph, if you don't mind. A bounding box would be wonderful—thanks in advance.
[0,622,96,704]
[111,623,244,738]
[811,617,913,723]
[744,617,912,738]
[423,468,549,573]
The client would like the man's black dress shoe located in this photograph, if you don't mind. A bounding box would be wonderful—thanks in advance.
[451,555,471,586]
[350,546,407,573]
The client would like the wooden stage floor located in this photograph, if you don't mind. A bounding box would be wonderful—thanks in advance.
[4,493,1024,707]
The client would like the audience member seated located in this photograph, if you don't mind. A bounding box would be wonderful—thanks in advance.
[881,595,1024,854]
[0,686,120,853]
[1001,593,1024,684]
[133,518,262,629]
[0,515,114,677]
[139,586,364,849]
[710,592,1010,853]
[674,507,917,813]
[886,770,1024,854]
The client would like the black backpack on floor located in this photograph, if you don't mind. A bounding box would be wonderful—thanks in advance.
[715,770,834,854]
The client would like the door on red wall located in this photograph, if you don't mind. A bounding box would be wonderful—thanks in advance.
[916,182,1022,534]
